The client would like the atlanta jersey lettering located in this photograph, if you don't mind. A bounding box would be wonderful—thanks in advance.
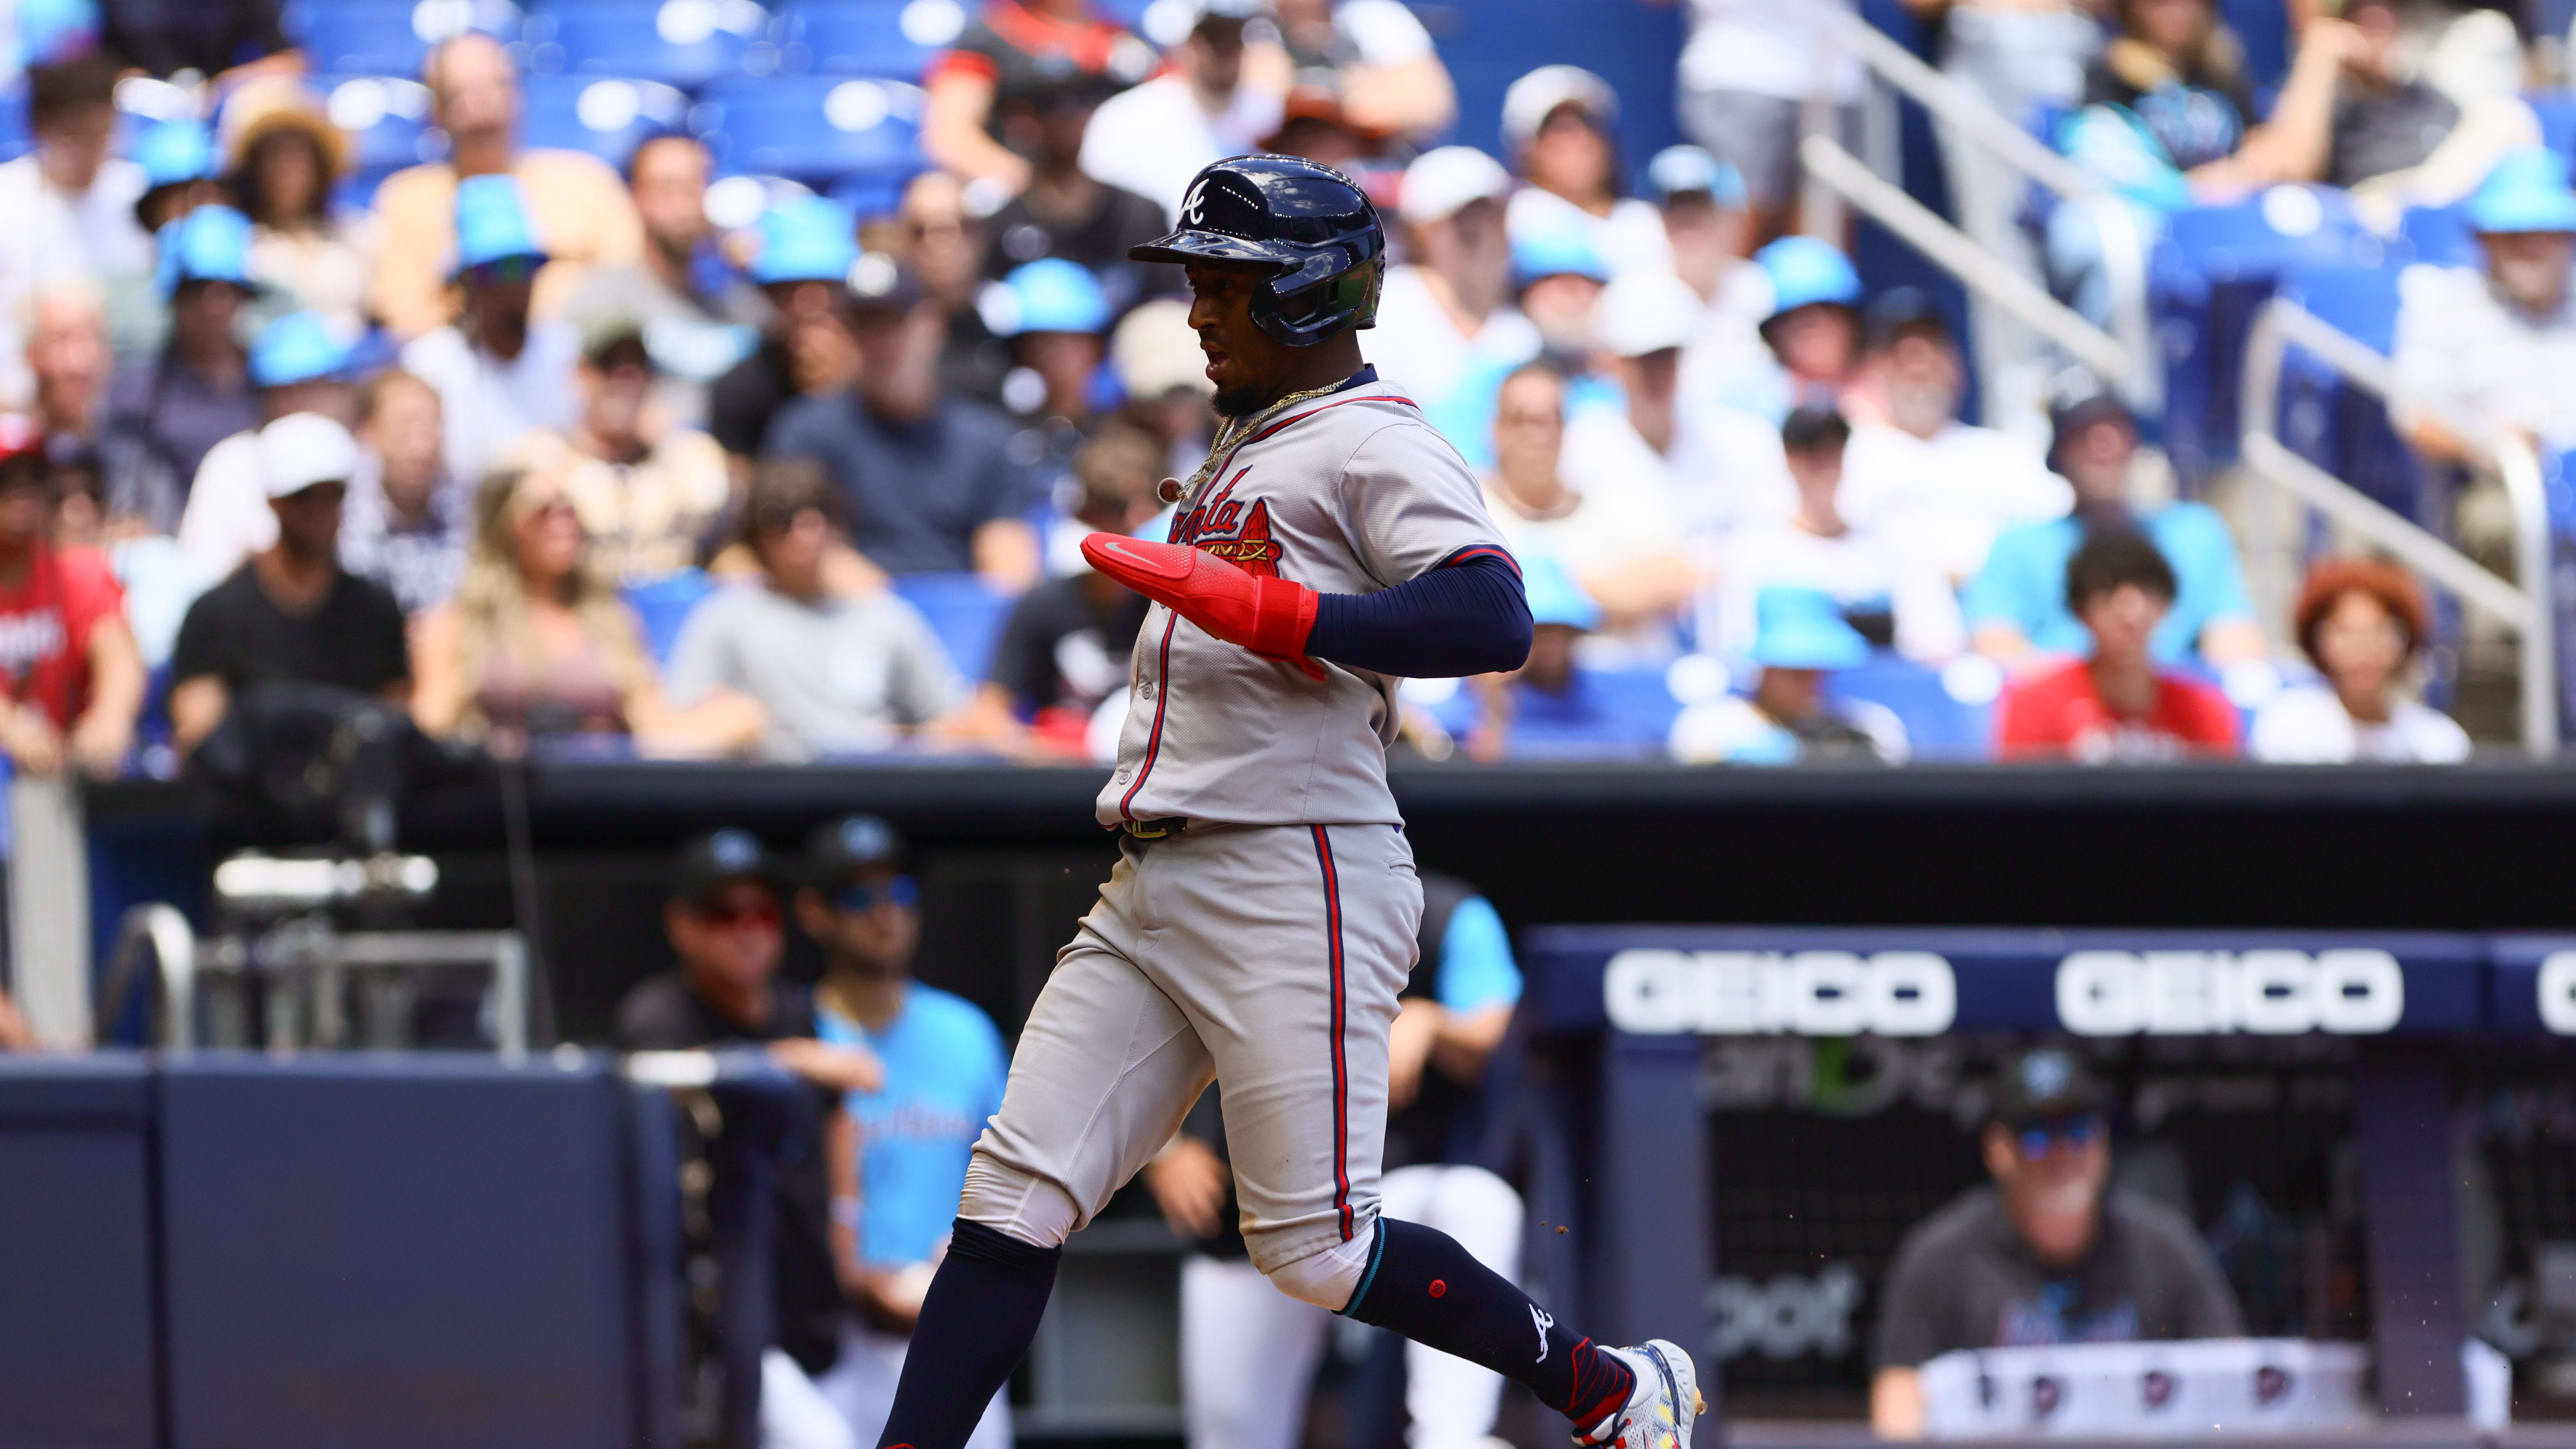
[1098,378,1505,828]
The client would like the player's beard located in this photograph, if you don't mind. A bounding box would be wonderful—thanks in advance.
[1213,382,1269,418]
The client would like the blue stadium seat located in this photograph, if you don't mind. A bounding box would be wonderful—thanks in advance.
[1828,656,1993,760]
[290,0,523,77]
[891,572,1012,682]
[2530,89,2576,165]
[2399,203,2478,269]
[519,73,692,166]
[778,0,963,78]
[624,568,716,665]
[0,77,30,163]
[2276,260,2433,527]
[525,0,778,88]
[698,73,922,184]
[316,74,441,206]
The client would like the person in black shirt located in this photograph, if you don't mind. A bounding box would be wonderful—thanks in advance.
[980,76,1176,314]
[708,197,861,480]
[1870,1046,2245,1438]
[168,415,407,756]
[975,425,1156,753]
[617,829,888,1411]
[2082,0,2351,192]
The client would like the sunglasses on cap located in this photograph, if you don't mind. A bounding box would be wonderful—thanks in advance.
[2017,1115,2103,1160]
[466,256,540,288]
[830,874,919,913]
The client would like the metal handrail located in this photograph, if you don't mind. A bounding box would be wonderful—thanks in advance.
[1811,13,2155,407]
[2239,299,2556,756]
[94,903,200,1050]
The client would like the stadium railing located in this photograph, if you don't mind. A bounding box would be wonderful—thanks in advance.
[2236,297,2557,756]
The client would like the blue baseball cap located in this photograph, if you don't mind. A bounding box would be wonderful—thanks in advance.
[136,119,218,190]
[1756,236,1862,321]
[250,312,353,389]
[1522,555,1600,632]
[752,196,860,286]
[1748,587,1869,671]
[1511,222,1610,290]
[1645,144,1746,210]
[990,258,1110,336]
[155,205,257,299]
[452,173,549,275]
[2467,146,2576,236]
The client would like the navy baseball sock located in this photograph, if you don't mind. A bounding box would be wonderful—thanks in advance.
[873,1219,1061,1449]
[1342,1217,1635,1430]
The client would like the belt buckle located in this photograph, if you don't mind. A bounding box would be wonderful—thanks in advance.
[1128,817,1178,839]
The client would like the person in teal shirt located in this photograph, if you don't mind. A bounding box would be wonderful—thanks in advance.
[1964,380,2266,671]
[799,814,1011,1449]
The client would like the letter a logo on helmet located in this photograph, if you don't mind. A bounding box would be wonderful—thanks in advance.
[1131,155,1385,347]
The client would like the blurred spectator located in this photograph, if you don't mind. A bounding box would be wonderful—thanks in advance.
[616,828,887,1443]
[1670,585,1906,765]
[1081,0,1289,223]
[223,77,378,337]
[2326,0,2481,193]
[711,198,865,478]
[167,415,407,756]
[2393,146,2576,457]
[25,283,111,482]
[2251,558,2468,762]
[1107,297,1215,480]
[1259,73,1387,173]
[509,323,730,585]
[1839,291,2069,583]
[1156,869,1518,1449]
[562,132,768,427]
[1751,235,1865,421]
[100,0,297,84]
[0,59,116,410]
[400,175,584,490]
[0,56,152,284]
[1871,1046,2243,1439]
[1364,147,1538,415]
[1479,362,1692,638]
[1272,0,1455,142]
[981,76,1171,308]
[0,982,29,1050]
[768,256,1045,589]
[667,462,971,761]
[1567,268,1792,563]
[898,173,1013,407]
[1711,405,1964,666]
[1994,530,2238,761]
[411,466,763,756]
[1676,0,1860,241]
[2079,0,2350,199]
[177,311,360,579]
[1502,67,1671,281]
[1966,380,2260,672]
[922,0,1157,192]
[99,206,261,535]
[369,33,644,339]
[1456,558,1678,761]
[340,369,468,615]
[795,815,1013,1448]
[131,119,224,235]
[989,258,1112,434]
[0,424,143,778]
[1507,223,1608,370]
[982,427,1158,753]
[1650,144,1761,321]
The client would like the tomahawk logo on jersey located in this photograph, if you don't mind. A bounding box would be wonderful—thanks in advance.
[1169,474,1285,577]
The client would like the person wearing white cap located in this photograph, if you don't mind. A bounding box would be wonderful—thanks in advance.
[1673,0,1861,243]
[1361,146,1540,416]
[1562,269,1796,645]
[1080,0,1290,224]
[167,412,409,757]
[1499,65,1674,282]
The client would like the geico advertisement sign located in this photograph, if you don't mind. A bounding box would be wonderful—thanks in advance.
[1605,950,1958,1036]
[1603,947,2406,1036]
[2054,950,2404,1035]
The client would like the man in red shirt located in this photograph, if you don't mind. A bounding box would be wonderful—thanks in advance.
[0,420,143,778]
[1996,530,2238,762]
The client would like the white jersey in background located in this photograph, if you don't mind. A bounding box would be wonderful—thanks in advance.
[1081,75,1287,225]
[1360,265,1541,412]
[1680,0,1864,102]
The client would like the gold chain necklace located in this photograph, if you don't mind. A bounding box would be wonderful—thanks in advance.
[1158,379,1351,507]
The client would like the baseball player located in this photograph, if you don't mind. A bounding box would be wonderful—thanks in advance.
[869,156,1701,1449]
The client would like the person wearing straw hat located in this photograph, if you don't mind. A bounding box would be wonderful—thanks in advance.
[398,175,583,490]
[2393,145,2576,460]
[1669,585,1906,765]
[223,75,378,339]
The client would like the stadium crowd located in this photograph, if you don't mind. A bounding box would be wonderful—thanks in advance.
[0,0,2556,784]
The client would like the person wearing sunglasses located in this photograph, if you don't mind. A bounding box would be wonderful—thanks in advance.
[1869,1046,2244,1439]
[399,174,583,494]
[617,827,889,1448]
[795,816,1011,1449]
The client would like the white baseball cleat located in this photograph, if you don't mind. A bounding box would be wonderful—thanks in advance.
[1574,1339,1703,1449]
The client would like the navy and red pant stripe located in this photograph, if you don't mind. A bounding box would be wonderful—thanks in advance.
[1308,824,1354,1242]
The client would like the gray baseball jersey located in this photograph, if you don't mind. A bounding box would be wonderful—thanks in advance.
[1094,375,1507,829]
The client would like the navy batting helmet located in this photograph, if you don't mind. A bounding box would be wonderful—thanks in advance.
[1129,154,1384,347]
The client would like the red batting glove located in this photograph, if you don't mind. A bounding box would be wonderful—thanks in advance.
[1081,533,1325,681]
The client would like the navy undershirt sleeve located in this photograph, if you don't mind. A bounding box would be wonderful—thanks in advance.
[1304,552,1532,678]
